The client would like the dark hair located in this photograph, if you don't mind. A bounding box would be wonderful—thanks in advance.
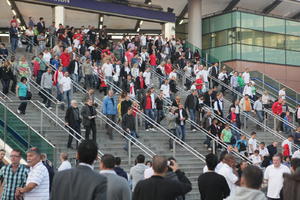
[12,149,22,156]
[101,154,115,169]
[288,135,294,139]
[115,157,121,165]
[219,151,228,162]
[20,77,27,83]
[242,165,263,189]
[254,150,259,154]
[152,156,168,174]
[260,142,265,145]
[77,140,98,165]
[206,153,218,170]
[291,158,300,171]
[136,154,145,163]
[0,149,5,152]
[251,131,257,136]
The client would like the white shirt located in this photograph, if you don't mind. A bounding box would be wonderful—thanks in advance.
[144,167,154,179]
[248,138,257,154]
[113,64,120,82]
[213,100,223,112]
[102,63,114,77]
[243,85,253,97]
[169,71,177,80]
[160,84,170,98]
[58,160,72,171]
[215,162,224,173]
[218,72,228,81]
[264,164,291,198]
[259,147,269,157]
[203,165,208,173]
[143,71,151,86]
[249,154,262,166]
[88,45,95,52]
[43,52,52,63]
[279,89,286,99]
[242,72,250,84]
[24,161,49,200]
[201,70,209,82]
[262,94,270,105]
[292,150,300,159]
[218,163,238,198]
[60,76,72,92]
[140,35,146,46]
[282,139,293,156]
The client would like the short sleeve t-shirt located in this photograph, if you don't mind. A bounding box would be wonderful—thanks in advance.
[248,138,257,154]
[17,82,27,97]
[264,164,291,198]
[222,129,232,143]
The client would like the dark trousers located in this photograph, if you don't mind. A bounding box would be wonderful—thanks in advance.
[1,79,10,95]
[42,88,52,108]
[169,129,178,149]
[18,96,27,114]
[156,109,164,124]
[10,75,17,93]
[85,122,97,142]
[67,123,81,148]
[105,114,116,138]
[36,70,46,85]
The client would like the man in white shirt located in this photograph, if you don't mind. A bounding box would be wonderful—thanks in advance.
[144,167,154,179]
[160,79,170,99]
[248,132,257,154]
[278,88,286,100]
[58,152,72,172]
[168,69,177,80]
[102,59,114,86]
[218,154,238,199]
[242,68,250,84]
[264,154,291,199]
[281,135,294,157]
[60,72,72,108]
[143,68,152,87]
[16,147,49,200]
[130,155,148,191]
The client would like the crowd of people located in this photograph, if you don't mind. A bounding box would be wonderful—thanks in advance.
[0,15,300,199]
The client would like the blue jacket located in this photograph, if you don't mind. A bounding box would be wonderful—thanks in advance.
[102,96,118,115]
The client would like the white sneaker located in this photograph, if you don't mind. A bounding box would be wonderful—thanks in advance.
[145,129,150,132]
[151,128,156,132]
[192,129,197,132]
[48,107,53,110]
[17,109,21,114]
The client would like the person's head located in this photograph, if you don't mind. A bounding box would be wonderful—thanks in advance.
[39,17,44,21]
[259,142,265,149]
[145,161,152,167]
[152,155,168,175]
[251,132,256,139]
[291,158,300,173]
[224,154,236,168]
[10,149,22,166]
[205,153,218,171]
[47,67,52,73]
[272,141,278,147]
[230,107,235,113]
[216,92,223,100]
[100,154,115,170]
[288,135,294,142]
[240,165,263,190]
[212,118,218,125]
[254,150,259,156]
[77,140,98,165]
[136,154,145,164]
[115,157,122,166]
[108,90,114,97]
[0,149,6,160]
[244,94,249,100]
[273,154,283,168]
[178,103,184,109]
[127,107,133,115]
[20,77,27,84]
[239,160,248,171]
[224,123,230,130]
[64,72,69,77]
[86,98,93,106]
[71,100,78,108]
[26,147,42,167]
[60,152,68,162]
[219,151,228,163]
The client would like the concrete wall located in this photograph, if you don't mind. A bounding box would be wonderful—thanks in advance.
[224,60,300,92]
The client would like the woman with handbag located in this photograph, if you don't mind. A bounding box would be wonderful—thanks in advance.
[16,77,29,114]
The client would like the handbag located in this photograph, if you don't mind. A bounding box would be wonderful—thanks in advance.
[26,91,32,100]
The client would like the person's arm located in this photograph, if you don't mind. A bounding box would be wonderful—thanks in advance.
[16,84,19,97]
[221,176,231,199]
[94,176,107,200]
[121,181,131,200]
[170,162,192,196]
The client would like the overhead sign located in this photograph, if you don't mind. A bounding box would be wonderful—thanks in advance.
[35,0,176,23]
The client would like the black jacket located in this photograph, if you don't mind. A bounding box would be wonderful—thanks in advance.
[175,109,188,125]
[122,113,135,131]
[155,97,164,110]
[184,94,198,110]
[121,100,132,117]
[68,60,80,75]
[0,67,13,80]
[65,107,81,128]
[203,92,213,107]
[169,80,178,94]
[135,76,147,90]
[81,104,97,127]
[133,171,191,200]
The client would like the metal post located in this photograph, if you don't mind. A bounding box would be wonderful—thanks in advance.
[27,126,31,148]
[262,74,265,91]
[135,115,138,131]
[274,117,276,131]
[128,139,132,167]
[40,111,43,135]
[263,112,266,132]
[4,106,7,146]
[244,113,247,129]
[205,53,208,67]
[212,140,216,154]
[173,139,176,158]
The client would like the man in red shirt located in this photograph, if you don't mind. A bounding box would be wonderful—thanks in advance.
[60,48,71,72]
[149,52,157,67]
[272,98,283,132]
[142,90,154,131]
[135,72,147,103]
[194,76,203,95]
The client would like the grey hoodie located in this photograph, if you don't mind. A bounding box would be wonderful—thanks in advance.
[227,186,267,200]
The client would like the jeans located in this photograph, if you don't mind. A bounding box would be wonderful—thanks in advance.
[67,122,81,148]
[18,96,27,114]
[231,122,240,141]
[176,125,186,142]
[25,36,34,52]
[85,122,97,142]
[56,84,63,102]
[105,76,113,89]
[63,89,72,108]
[36,70,46,85]
[144,109,154,129]
[256,110,264,123]
[11,37,18,53]
[42,88,52,108]
[71,74,79,92]
[169,129,179,149]
[189,109,196,130]
[84,74,94,89]
[124,130,137,151]
[105,114,116,138]
[156,109,164,124]
[1,79,10,95]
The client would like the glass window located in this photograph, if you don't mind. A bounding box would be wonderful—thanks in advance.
[264,48,286,65]
[209,45,233,62]
[286,35,300,51]
[215,30,229,47]
[202,18,210,34]
[210,13,232,33]
[286,20,300,37]
[286,50,300,66]
[232,11,241,28]
[240,28,263,46]
[264,16,285,34]
[232,44,241,60]
[240,45,263,62]
[202,34,211,50]
[264,32,285,49]
[241,13,263,31]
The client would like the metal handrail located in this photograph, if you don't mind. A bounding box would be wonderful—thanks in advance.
[0,100,56,148]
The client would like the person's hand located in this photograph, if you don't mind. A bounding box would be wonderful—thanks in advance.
[169,160,179,172]
[126,128,130,133]
[65,122,69,126]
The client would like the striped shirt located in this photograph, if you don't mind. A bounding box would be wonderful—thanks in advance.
[0,164,28,200]
[24,161,49,200]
